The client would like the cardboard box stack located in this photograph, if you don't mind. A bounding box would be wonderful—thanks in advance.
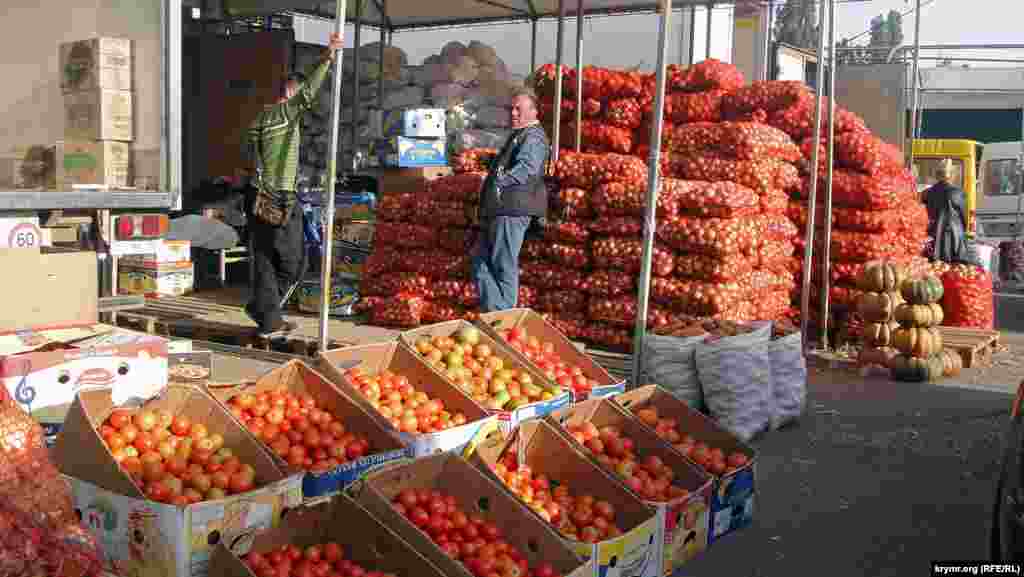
[118,239,195,297]
[58,37,133,190]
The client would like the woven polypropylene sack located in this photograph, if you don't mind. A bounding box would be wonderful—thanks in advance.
[696,322,773,441]
[643,333,707,410]
[767,331,807,430]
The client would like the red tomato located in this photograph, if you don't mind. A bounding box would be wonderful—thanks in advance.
[322,542,342,564]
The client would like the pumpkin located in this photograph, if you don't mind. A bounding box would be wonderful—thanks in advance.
[858,261,906,293]
[900,275,944,305]
[864,321,900,347]
[941,349,963,377]
[894,303,945,328]
[889,353,944,382]
[892,326,944,357]
[859,346,898,367]
[856,292,899,323]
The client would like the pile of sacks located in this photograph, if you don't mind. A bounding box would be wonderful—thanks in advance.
[292,39,524,179]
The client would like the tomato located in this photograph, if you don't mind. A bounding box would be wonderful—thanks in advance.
[145,481,171,502]
[322,542,342,564]
[409,507,430,528]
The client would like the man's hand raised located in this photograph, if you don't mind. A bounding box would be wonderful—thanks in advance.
[322,32,344,61]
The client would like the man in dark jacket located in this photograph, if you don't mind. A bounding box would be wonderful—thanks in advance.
[473,88,550,312]
[924,158,973,264]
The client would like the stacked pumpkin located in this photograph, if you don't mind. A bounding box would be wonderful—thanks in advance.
[855,261,905,367]
[887,274,962,382]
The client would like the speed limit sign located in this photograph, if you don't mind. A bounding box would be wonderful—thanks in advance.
[0,214,43,249]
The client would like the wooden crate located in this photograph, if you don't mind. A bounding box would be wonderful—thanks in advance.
[938,326,1000,369]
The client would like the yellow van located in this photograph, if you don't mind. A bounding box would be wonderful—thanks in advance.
[911,138,982,238]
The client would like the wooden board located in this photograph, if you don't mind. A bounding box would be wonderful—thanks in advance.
[937,326,1000,369]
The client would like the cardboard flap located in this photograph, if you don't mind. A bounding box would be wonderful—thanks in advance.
[55,391,141,497]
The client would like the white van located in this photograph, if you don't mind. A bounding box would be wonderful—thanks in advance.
[976,141,1023,242]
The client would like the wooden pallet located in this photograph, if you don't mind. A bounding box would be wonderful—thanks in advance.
[937,326,1000,369]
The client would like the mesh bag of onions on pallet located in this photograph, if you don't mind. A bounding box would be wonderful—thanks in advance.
[0,387,103,577]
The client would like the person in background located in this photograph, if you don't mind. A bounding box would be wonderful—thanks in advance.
[241,32,343,335]
[472,88,550,312]
[924,158,973,264]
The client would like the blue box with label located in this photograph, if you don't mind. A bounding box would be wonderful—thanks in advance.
[375,136,448,168]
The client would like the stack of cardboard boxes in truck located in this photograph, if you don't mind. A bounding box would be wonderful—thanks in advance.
[58,36,133,190]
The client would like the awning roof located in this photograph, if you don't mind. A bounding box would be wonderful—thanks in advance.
[224,0,733,30]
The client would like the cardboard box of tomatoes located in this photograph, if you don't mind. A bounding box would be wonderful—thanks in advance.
[53,383,304,577]
[614,385,757,545]
[550,397,715,575]
[208,494,448,577]
[349,452,596,577]
[469,418,665,577]
[477,308,626,402]
[207,359,413,500]
[315,340,497,457]
[398,320,573,433]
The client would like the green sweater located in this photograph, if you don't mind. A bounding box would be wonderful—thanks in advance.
[246,57,331,193]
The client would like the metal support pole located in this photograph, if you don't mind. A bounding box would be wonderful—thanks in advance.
[551,0,566,165]
[798,0,829,352]
[377,1,387,109]
[352,2,363,157]
[819,0,836,350]
[687,7,696,65]
[705,3,712,59]
[631,0,672,386]
[318,0,349,352]
[907,0,922,166]
[575,5,585,152]
[530,19,538,73]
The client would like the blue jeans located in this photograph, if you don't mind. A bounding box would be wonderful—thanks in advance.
[471,216,531,312]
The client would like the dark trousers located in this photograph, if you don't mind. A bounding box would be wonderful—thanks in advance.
[246,199,306,332]
[471,216,531,312]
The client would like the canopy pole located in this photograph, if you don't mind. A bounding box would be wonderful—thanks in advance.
[630,0,671,387]
[352,2,363,157]
[530,19,538,73]
[819,0,836,350]
[705,2,712,59]
[574,3,585,151]
[318,0,349,352]
[907,0,922,166]
[377,0,387,109]
[551,0,566,164]
[798,0,829,353]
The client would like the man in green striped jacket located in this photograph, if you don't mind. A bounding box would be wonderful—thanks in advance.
[242,32,342,335]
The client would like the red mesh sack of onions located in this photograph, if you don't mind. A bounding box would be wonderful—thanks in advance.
[760,188,790,215]
[395,251,470,279]
[517,285,538,308]
[684,58,746,92]
[650,277,748,316]
[438,227,478,253]
[540,312,588,340]
[370,294,426,327]
[452,148,497,173]
[941,265,995,330]
[554,151,648,190]
[587,296,681,329]
[669,180,760,219]
[408,199,470,228]
[592,237,675,276]
[532,63,571,98]
[722,80,812,117]
[664,90,727,123]
[605,98,644,129]
[553,187,593,219]
[557,120,634,154]
[421,300,467,323]
[592,179,678,217]
[364,247,399,277]
[374,222,437,249]
[768,101,869,141]
[359,272,431,298]
[582,269,635,296]
[657,215,763,256]
[430,280,479,307]
[539,97,603,122]
[662,122,801,163]
[521,239,547,261]
[534,290,588,314]
[546,242,592,270]
[799,170,917,210]
[565,66,647,100]
[756,240,797,271]
[543,220,591,245]
[826,230,915,263]
[799,134,905,177]
[520,261,587,290]
[427,172,486,202]
[582,324,633,352]
[673,252,755,282]
[589,216,644,238]
[377,193,415,222]
[665,154,802,194]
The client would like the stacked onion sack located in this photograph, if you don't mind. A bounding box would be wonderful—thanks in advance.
[716,80,929,340]
[854,261,905,368]
[888,274,963,381]
[525,60,799,351]
[0,387,104,576]
[930,262,996,330]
